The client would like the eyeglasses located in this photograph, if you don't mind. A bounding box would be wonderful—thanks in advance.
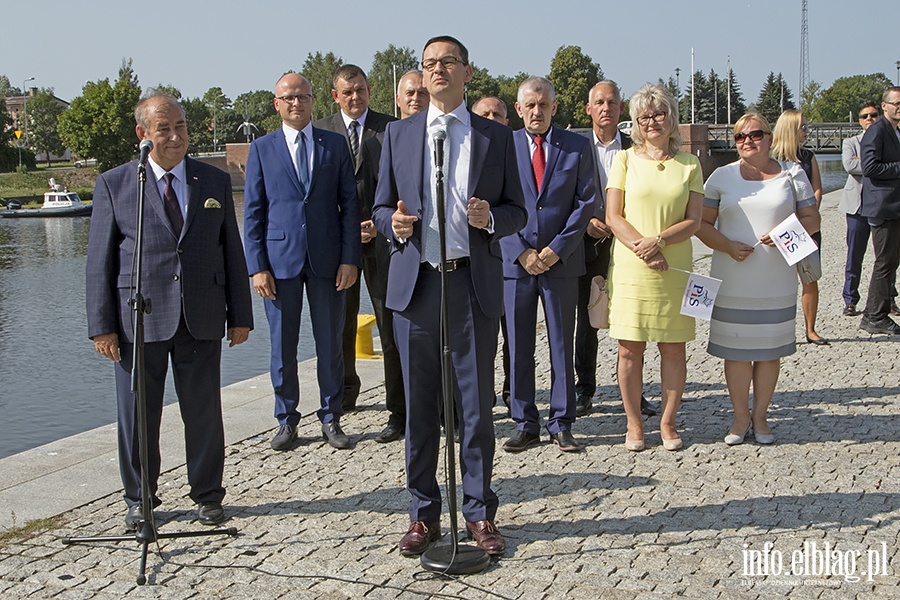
[883,100,900,108]
[276,94,312,104]
[422,56,467,72]
[859,112,879,120]
[734,130,767,143]
[636,111,667,126]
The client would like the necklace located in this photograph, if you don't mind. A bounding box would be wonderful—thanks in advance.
[642,148,669,171]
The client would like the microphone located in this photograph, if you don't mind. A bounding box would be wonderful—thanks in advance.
[432,128,447,170]
[138,139,153,167]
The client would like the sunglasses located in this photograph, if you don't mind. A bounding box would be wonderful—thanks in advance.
[859,112,879,120]
[734,130,767,143]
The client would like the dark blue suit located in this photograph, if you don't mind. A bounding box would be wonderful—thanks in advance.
[501,127,596,435]
[372,110,526,523]
[860,116,900,321]
[244,126,361,426]
[86,157,253,507]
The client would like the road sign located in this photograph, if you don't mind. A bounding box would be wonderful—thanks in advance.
[14,130,22,139]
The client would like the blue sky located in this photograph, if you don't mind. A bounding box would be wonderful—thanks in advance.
[8,0,892,105]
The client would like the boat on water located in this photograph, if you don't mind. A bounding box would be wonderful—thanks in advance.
[0,179,92,218]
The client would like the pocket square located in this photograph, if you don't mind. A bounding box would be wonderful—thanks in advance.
[204,198,222,209]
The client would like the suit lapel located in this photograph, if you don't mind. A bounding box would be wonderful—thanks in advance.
[274,128,305,198]
[144,168,175,237]
[514,129,538,200]
[468,115,489,198]
[541,129,562,200]
[399,114,427,214]
[182,158,201,238]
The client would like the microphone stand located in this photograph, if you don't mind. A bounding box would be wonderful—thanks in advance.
[420,130,491,575]
[63,158,238,585]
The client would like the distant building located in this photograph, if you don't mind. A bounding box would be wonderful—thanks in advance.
[4,87,72,162]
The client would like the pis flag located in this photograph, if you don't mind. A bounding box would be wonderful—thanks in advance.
[768,213,817,266]
[680,272,722,321]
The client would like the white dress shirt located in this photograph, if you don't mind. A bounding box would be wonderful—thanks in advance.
[149,157,187,219]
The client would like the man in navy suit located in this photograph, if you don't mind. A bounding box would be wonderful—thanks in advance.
[860,86,900,335]
[373,35,526,557]
[86,92,253,529]
[244,73,361,450]
[314,65,397,414]
[501,77,595,453]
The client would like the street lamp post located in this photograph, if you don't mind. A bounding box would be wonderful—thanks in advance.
[896,61,900,86]
[22,76,35,150]
[674,68,681,99]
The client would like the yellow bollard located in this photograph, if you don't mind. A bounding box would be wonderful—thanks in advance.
[355,314,381,359]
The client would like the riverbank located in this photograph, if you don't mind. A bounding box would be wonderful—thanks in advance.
[0,190,897,597]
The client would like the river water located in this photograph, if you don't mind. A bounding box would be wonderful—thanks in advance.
[0,159,848,459]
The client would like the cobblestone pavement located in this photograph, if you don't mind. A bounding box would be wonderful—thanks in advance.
[1,193,898,598]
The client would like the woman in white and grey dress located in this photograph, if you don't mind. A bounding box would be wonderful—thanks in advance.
[698,113,819,446]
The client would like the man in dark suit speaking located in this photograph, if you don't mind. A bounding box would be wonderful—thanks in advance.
[244,73,361,451]
[86,91,253,529]
[373,35,526,557]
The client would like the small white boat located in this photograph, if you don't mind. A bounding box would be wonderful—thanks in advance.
[0,179,92,218]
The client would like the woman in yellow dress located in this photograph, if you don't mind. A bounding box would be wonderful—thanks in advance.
[606,83,703,452]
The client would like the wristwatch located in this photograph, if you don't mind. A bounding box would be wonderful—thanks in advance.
[656,234,667,249]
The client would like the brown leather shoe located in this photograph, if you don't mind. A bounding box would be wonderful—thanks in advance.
[466,520,506,555]
[398,521,440,556]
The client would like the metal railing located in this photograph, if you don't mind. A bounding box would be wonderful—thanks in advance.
[709,123,862,153]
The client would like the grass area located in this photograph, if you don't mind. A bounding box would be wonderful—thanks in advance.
[0,515,65,548]
[0,167,98,200]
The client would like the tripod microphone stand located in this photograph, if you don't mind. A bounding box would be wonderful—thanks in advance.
[63,146,238,585]
[420,127,491,576]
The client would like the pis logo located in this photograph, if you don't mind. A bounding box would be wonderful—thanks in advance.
[687,283,714,308]
[778,229,809,254]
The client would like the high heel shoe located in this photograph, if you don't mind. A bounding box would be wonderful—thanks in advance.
[753,430,775,445]
[661,435,683,451]
[624,435,645,452]
[724,426,751,446]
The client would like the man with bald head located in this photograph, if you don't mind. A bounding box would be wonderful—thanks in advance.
[472,96,509,126]
[87,90,253,529]
[244,72,361,451]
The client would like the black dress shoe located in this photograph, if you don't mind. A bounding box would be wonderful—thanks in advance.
[860,316,900,335]
[550,429,582,452]
[399,521,440,556]
[806,334,830,346]
[891,302,900,316]
[124,504,145,532]
[843,304,860,316]
[197,502,225,526]
[270,424,297,451]
[575,395,592,417]
[640,396,658,416]
[322,421,351,449]
[502,430,540,452]
[375,422,405,443]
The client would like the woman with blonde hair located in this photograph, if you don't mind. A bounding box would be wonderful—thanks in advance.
[771,109,826,345]
[605,83,703,451]
[699,113,819,445]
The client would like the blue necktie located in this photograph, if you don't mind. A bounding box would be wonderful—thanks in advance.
[296,131,309,197]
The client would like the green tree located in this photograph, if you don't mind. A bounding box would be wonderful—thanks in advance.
[58,58,142,171]
[723,68,748,124]
[202,87,231,151]
[496,72,530,130]
[181,97,211,152]
[679,70,707,123]
[0,75,19,98]
[466,64,500,108]
[369,45,419,115]
[752,72,795,124]
[808,73,892,122]
[0,97,13,146]
[233,90,276,139]
[548,45,603,128]
[302,51,344,121]
[151,83,182,100]
[27,88,67,166]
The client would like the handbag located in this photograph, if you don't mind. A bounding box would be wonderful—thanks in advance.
[785,165,822,284]
[587,275,610,329]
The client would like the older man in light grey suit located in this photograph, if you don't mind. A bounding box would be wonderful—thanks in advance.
[841,101,897,316]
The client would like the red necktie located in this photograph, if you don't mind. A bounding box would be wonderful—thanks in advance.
[163,173,184,234]
[532,135,545,192]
